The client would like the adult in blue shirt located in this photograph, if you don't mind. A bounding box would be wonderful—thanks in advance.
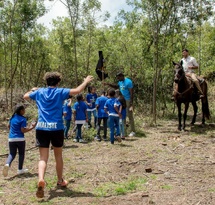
[23,72,93,198]
[63,97,72,139]
[104,71,135,137]
[95,91,108,141]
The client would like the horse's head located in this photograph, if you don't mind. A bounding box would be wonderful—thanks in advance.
[173,61,185,83]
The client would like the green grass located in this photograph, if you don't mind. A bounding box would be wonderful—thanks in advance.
[94,177,147,197]
[208,188,215,192]
[160,184,173,190]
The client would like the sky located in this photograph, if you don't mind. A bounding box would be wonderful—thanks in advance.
[37,0,132,29]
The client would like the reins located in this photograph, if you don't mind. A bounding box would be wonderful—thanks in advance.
[174,85,193,96]
[174,76,193,96]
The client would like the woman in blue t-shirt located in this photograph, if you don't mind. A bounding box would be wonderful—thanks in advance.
[23,72,93,198]
[3,105,36,177]
[73,94,88,143]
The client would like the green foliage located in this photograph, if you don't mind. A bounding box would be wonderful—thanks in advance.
[1,0,215,119]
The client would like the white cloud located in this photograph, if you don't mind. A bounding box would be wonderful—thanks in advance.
[37,0,131,29]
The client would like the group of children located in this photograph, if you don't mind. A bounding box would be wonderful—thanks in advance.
[63,86,127,144]
[2,86,126,178]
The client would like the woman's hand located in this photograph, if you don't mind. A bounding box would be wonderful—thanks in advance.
[84,76,94,84]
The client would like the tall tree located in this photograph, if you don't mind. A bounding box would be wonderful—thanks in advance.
[0,0,45,109]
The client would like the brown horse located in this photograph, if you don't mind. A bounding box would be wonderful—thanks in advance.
[173,61,210,131]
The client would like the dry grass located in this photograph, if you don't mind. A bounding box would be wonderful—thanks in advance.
[0,115,215,204]
[0,84,214,204]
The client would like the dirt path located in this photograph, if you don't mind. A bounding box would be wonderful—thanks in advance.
[0,119,215,205]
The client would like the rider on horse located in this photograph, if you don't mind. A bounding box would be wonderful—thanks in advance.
[173,49,204,99]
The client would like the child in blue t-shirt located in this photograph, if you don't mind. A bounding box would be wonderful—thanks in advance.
[3,105,36,177]
[63,97,72,139]
[104,89,122,144]
[86,86,97,128]
[95,91,109,141]
[118,94,127,140]
[73,94,88,143]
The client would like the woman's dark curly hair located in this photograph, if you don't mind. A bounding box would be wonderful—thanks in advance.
[43,72,62,86]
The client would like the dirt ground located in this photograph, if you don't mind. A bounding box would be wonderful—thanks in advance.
[0,114,215,205]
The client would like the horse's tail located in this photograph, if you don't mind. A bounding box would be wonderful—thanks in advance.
[202,81,210,120]
[202,96,210,120]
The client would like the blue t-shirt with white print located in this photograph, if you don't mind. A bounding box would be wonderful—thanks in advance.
[9,114,27,141]
[104,98,121,117]
[95,95,108,118]
[86,93,97,111]
[29,87,70,131]
[73,101,87,120]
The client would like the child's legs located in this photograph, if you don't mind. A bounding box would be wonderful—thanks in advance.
[17,141,26,170]
[107,117,110,128]
[114,117,120,136]
[6,142,18,166]
[92,110,97,127]
[76,124,83,139]
[109,116,115,143]
[103,117,108,138]
[119,122,123,137]
[64,120,71,138]
[120,119,125,137]
[87,111,92,124]
[96,118,102,136]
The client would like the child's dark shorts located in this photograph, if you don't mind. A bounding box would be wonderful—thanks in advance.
[36,130,64,148]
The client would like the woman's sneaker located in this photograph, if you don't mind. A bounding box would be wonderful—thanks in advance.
[3,164,9,177]
[57,179,68,187]
[17,168,29,175]
[36,180,46,198]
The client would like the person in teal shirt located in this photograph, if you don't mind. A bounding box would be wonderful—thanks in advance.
[104,71,136,137]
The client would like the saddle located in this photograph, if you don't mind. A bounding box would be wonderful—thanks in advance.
[186,75,205,85]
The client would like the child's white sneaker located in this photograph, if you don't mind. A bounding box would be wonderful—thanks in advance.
[128,132,136,137]
[17,168,29,175]
[79,139,85,143]
[3,164,9,177]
